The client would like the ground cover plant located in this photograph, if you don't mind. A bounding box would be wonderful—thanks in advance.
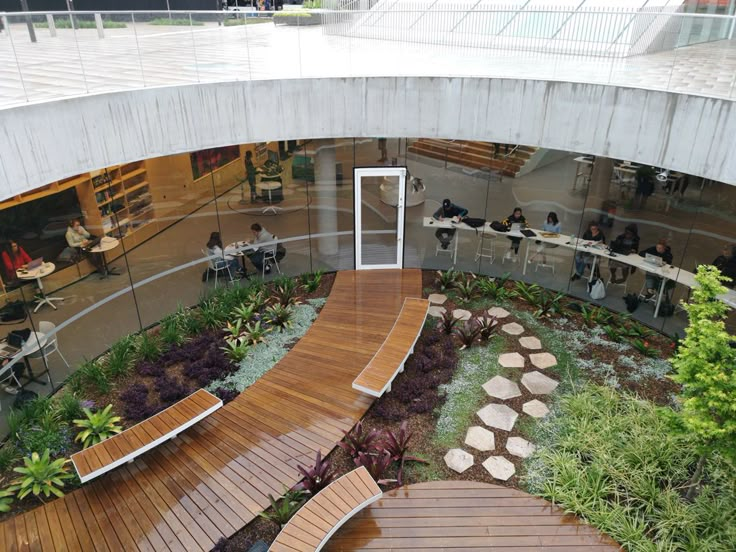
[0,272,334,520]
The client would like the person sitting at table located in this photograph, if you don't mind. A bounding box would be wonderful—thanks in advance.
[609,224,640,283]
[206,232,242,278]
[639,239,674,298]
[571,221,606,281]
[432,198,468,250]
[502,207,528,261]
[713,244,736,287]
[65,219,105,273]
[1,239,31,284]
[246,223,277,274]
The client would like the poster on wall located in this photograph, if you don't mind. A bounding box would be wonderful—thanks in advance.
[190,146,240,180]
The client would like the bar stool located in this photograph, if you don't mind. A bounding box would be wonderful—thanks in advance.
[474,233,495,263]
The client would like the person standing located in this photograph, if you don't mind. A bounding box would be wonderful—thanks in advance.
[501,207,528,261]
[634,166,655,209]
[432,198,468,250]
[571,221,606,280]
[244,150,259,203]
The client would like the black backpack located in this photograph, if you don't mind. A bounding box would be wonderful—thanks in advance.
[490,220,509,232]
[463,217,486,229]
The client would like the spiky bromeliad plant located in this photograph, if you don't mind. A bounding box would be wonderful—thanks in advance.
[383,421,428,486]
[10,449,73,501]
[338,420,382,458]
[294,450,336,495]
[73,404,123,449]
[258,488,307,527]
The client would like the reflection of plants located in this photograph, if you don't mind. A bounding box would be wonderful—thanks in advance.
[10,449,73,501]
[435,269,459,292]
[259,488,307,527]
[73,404,123,449]
[438,310,458,335]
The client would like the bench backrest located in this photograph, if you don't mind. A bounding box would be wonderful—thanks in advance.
[269,465,382,552]
[71,388,222,483]
[352,297,429,397]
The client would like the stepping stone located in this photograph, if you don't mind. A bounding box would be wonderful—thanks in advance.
[522,399,550,418]
[498,352,525,369]
[482,456,516,481]
[428,293,447,305]
[519,336,542,350]
[444,449,474,473]
[530,352,557,370]
[487,307,510,319]
[501,322,524,335]
[482,375,521,400]
[428,306,446,318]
[506,436,537,459]
[521,371,559,395]
[453,309,472,321]
[464,426,495,452]
[477,403,518,431]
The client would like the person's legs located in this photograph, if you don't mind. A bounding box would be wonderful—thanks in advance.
[250,251,265,273]
[573,253,586,279]
[249,180,257,203]
[435,229,454,250]
[644,275,659,297]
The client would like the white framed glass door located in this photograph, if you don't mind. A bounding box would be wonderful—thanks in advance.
[354,167,406,270]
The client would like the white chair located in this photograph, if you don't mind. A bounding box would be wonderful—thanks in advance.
[261,235,282,278]
[0,357,24,406]
[474,233,495,264]
[26,321,69,381]
[202,248,233,288]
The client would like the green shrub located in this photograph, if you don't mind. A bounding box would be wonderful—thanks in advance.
[221,338,250,363]
[53,392,84,424]
[525,384,736,551]
[76,359,111,395]
[259,488,307,526]
[136,332,162,362]
[73,404,123,449]
[106,335,137,378]
[35,19,127,29]
[149,17,204,26]
[10,449,73,501]
[224,17,273,26]
[159,315,185,347]
[0,444,21,472]
[273,12,312,17]
[0,487,13,512]
[300,270,323,293]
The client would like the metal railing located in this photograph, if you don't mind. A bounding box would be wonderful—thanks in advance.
[0,8,735,107]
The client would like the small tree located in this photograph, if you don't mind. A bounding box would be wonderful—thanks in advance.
[670,265,736,499]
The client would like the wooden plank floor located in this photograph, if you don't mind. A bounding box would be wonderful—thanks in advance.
[0,269,422,552]
[324,481,621,551]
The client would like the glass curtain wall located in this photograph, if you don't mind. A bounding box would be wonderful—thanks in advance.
[1,137,735,434]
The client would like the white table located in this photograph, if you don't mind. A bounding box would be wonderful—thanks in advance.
[257,178,283,215]
[1,330,50,389]
[16,262,64,312]
[89,236,120,277]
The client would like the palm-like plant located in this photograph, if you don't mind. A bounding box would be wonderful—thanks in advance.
[73,404,123,449]
[265,304,293,331]
[242,321,270,346]
[10,449,73,501]
[221,338,250,362]
[453,274,477,303]
[231,303,256,325]
[435,269,459,292]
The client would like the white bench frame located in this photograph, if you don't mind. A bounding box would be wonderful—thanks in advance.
[71,391,222,483]
[352,298,429,398]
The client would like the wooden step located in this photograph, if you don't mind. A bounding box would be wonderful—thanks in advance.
[408,139,538,177]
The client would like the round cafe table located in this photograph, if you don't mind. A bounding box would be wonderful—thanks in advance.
[88,236,120,277]
[16,262,64,312]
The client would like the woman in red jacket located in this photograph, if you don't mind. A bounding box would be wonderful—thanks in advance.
[1,240,31,281]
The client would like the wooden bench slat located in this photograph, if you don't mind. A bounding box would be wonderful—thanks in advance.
[270,467,382,552]
[71,390,222,483]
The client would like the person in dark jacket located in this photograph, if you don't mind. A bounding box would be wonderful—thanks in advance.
[571,221,606,280]
[634,166,656,209]
[609,224,640,283]
[244,150,259,203]
[639,239,673,297]
[432,198,468,250]
[713,244,736,287]
[502,207,528,261]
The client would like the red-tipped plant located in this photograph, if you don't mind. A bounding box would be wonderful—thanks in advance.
[294,450,336,495]
[384,421,428,486]
[337,421,383,459]
[355,450,395,486]
[439,310,458,335]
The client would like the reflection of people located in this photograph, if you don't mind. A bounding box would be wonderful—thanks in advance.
[639,239,674,298]
[377,138,388,163]
[245,150,259,203]
[712,244,736,287]
[206,232,242,277]
[634,166,655,209]
[609,224,640,283]
[571,221,606,281]
[1,240,31,282]
[246,223,276,274]
[502,207,528,261]
[66,219,105,273]
[432,199,468,250]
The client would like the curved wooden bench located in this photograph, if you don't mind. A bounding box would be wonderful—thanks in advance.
[352,297,429,397]
[269,466,382,552]
[70,388,222,483]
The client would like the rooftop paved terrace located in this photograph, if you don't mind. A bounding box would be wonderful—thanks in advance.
[1,16,736,108]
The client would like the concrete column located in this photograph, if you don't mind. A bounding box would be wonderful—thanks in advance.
[588,157,614,207]
[313,139,339,256]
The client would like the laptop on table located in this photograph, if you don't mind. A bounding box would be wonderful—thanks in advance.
[644,253,664,267]
[26,258,43,270]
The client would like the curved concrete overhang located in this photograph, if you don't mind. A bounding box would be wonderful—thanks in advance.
[1,76,735,200]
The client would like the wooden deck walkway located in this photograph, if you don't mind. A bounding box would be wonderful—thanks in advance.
[324,480,621,551]
[0,269,422,552]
